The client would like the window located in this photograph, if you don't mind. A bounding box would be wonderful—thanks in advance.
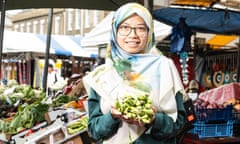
[68,9,73,31]
[20,23,25,32]
[93,10,99,26]
[14,24,19,31]
[33,21,38,33]
[40,19,45,34]
[26,22,32,33]
[75,9,81,30]
[85,10,90,28]
[55,16,60,34]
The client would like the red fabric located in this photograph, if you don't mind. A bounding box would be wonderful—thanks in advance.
[199,83,240,104]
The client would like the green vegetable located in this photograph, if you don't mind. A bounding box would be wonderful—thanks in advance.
[67,116,88,134]
[0,103,49,134]
[52,94,70,107]
[115,94,154,124]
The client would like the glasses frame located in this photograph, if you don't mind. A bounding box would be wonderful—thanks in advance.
[117,25,148,38]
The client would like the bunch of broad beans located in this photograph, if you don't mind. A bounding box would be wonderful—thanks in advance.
[115,94,154,124]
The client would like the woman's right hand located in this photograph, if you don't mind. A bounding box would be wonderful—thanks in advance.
[110,106,122,119]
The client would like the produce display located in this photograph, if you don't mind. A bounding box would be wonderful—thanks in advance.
[0,103,49,134]
[194,97,240,111]
[51,94,72,107]
[0,80,48,134]
[192,97,240,123]
[189,96,240,139]
[0,79,89,144]
[67,116,88,135]
[193,98,225,109]
[224,98,240,112]
[115,94,154,124]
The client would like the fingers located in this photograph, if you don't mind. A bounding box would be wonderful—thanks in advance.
[110,107,122,119]
[110,106,157,127]
[122,115,145,127]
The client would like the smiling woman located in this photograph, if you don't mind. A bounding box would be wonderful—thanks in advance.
[83,2,187,144]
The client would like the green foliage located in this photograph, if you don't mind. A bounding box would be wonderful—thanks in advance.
[0,103,49,134]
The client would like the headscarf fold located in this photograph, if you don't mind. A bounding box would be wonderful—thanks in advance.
[83,3,184,144]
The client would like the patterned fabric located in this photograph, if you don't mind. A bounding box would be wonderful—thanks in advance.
[110,3,155,60]
[83,2,184,144]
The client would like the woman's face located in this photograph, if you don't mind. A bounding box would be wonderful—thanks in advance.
[116,14,148,54]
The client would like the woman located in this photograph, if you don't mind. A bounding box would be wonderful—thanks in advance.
[83,2,187,144]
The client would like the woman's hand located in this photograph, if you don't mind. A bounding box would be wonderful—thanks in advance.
[110,106,122,119]
[147,106,157,125]
[111,106,144,126]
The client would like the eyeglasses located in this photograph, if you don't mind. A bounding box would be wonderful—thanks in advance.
[118,25,148,37]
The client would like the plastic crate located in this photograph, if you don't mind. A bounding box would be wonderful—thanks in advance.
[195,105,233,122]
[233,124,240,137]
[189,120,233,139]
[233,111,240,124]
[233,111,240,137]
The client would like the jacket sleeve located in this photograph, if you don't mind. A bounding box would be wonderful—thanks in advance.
[148,91,187,140]
[87,88,122,141]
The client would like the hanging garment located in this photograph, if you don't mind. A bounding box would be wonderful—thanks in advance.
[17,62,23,84]
[22,61,27,84]
[170,17,192,53]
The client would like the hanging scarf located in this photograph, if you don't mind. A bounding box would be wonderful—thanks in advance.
[83,3,184,144]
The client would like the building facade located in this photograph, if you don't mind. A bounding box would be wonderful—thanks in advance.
[9,8,111,36]
[6,0,169,36]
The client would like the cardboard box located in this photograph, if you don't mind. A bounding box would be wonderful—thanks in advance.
[53,129,65,143]
[63,136,83,144]
[36,128,65,144]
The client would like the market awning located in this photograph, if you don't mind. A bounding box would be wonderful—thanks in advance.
[152,7,240,35]
[0,0,136,11]
[81,12,172,47]
[206,34,238,49]
[171,0,218,7]
[3,31,97,58]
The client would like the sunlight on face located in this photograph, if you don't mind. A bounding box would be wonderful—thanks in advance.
[116,14,148,54]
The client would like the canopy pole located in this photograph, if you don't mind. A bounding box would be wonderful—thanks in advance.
[237,37,240,82]
[43,8,53,92]
[136,0,153,13]
[0,0,6,84]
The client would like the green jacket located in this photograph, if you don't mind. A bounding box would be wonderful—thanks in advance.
[87,89,187,144]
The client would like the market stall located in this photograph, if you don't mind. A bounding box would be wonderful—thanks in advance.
[153,2,240,143]
[0,30,97,88]
[0,78,91,144]
[0,1,152,143]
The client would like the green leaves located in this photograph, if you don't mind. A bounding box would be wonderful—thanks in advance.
[0,103,49,134]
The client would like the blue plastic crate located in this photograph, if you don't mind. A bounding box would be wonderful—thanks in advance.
[189,120,233,139]
[195,105,233,122]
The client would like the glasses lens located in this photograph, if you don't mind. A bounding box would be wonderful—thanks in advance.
[118,25,147,37]
[118,25,131,36]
